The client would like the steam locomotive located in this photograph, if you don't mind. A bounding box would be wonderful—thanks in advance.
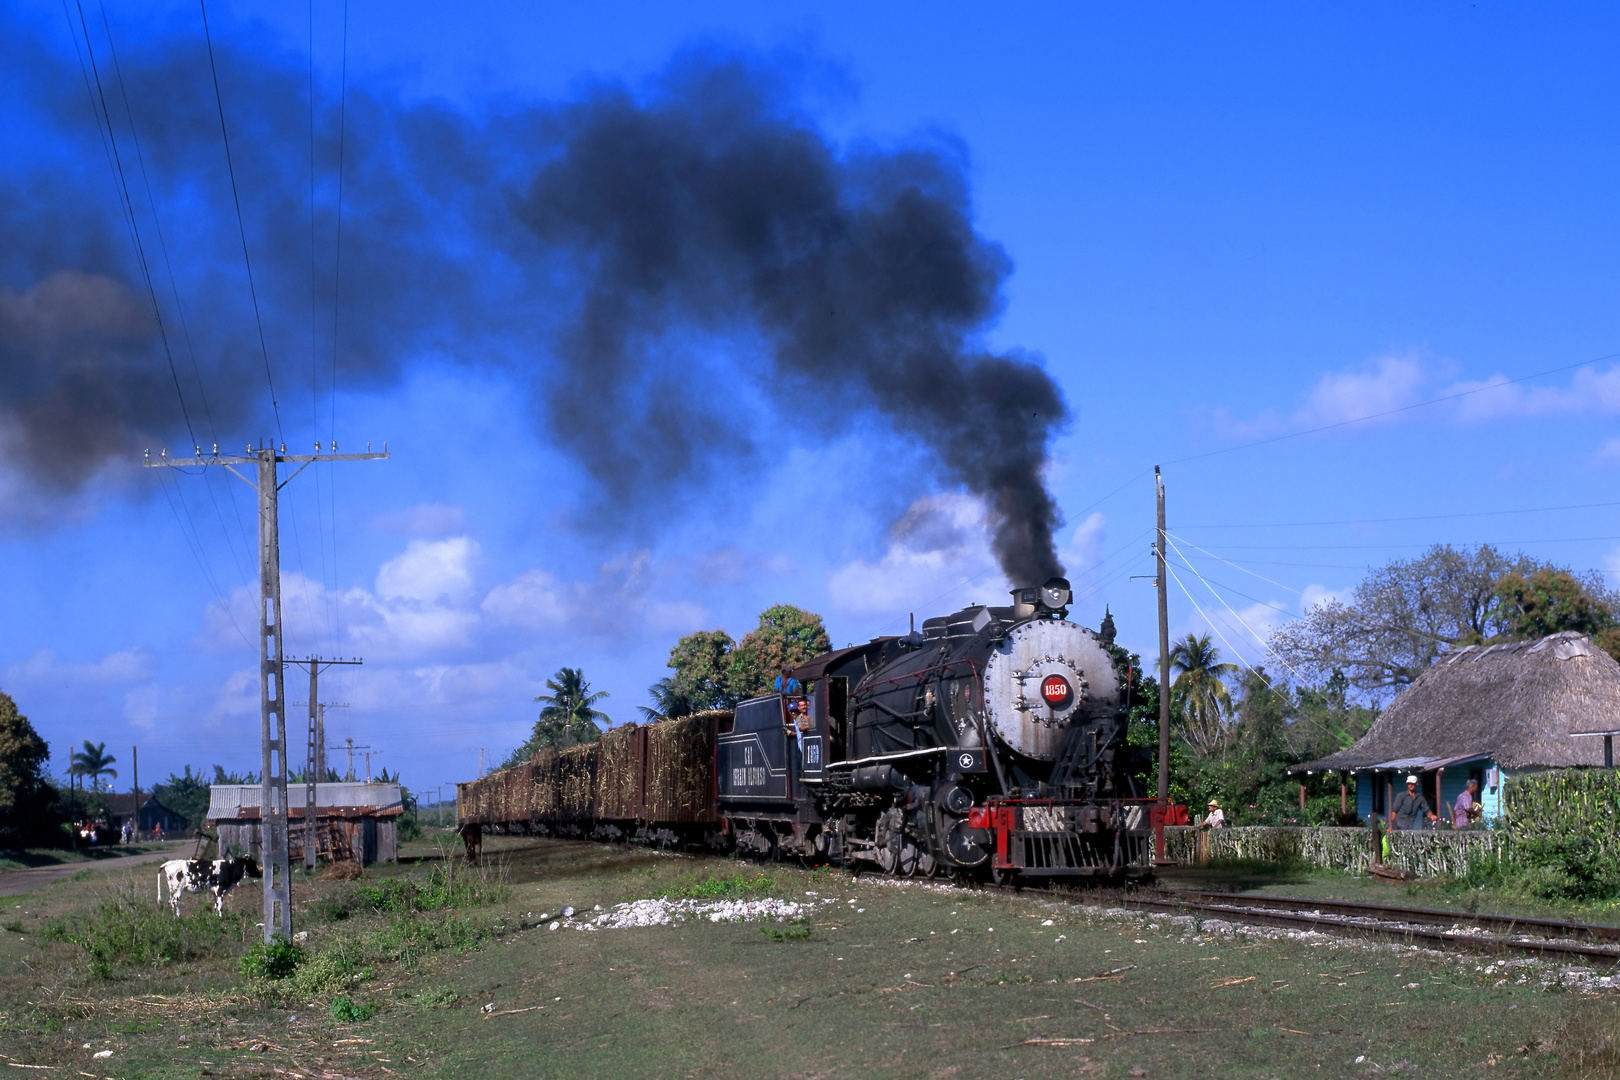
[457,578,1158,881]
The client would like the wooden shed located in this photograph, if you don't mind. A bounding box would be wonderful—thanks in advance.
[207,782,404,865]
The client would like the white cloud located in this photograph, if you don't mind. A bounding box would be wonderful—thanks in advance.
[6,647,155,686]
[826,494,1008,618]
[1296,354,1429,427]
[1300,583,1347,613]
[376,537,478,604]
[1594,437,1620,467]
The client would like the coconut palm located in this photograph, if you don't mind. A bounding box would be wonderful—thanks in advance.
[637,677,693,723]
[70,740,118,793]
[1168,634,1239,757]
[534,667,610,748]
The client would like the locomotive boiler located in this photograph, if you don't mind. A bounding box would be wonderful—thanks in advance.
[717,578,1155,879]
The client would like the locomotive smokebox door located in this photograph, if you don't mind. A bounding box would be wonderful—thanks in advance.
[981,619,1119,761]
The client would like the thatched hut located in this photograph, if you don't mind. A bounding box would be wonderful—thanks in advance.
[1295,631,1617,822]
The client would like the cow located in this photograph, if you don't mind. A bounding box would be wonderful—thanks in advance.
[158,856,261,916]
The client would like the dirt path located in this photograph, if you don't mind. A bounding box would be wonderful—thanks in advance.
[0,843,192,896]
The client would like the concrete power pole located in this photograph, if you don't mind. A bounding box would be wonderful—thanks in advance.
[288,657,361,870]
[145,441,387,944]
[1155,466,1171,804]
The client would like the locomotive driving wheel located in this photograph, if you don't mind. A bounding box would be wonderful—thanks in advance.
[896,841,920,877]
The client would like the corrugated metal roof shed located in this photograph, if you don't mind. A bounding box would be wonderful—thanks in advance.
[207,783,403,820]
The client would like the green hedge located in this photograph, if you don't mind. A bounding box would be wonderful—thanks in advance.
[1151,770,1620,891]
[1158,825,1500,878]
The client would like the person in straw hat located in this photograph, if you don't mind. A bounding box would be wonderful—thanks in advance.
[1200,798,1226,829]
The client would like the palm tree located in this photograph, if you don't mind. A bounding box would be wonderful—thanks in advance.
[1168,633,1238,758]
[534,667,611,748]
[70,741,118,793]
[637,677,692,723]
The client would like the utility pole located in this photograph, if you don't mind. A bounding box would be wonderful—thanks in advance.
[341,737,372,783]
[145,440,387,944]
[1155,466,1170,804]
[131,745,139,842]
[288,654,361,871]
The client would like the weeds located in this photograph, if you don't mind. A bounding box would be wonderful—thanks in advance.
[639,870,778,902]
[330,994,378,1022]
[414,985,458,1009]
[239,940,304,980]
[41,876,245,978]
[339,858,510,917]
[759,920,813,942]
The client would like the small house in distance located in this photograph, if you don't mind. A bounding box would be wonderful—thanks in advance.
[1295,631,1614,823]
[207,782,404,865]
[100,791,190,836]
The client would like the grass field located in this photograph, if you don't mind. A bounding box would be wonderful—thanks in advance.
[3,833,1619,1079]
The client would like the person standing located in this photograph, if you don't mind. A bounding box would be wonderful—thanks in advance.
[1200,798,1226,829]
[1388,775,1437,831]
[1452,778,1481,828]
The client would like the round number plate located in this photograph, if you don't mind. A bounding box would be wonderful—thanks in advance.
[1040,674,1073,709]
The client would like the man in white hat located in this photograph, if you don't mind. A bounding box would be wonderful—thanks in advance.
[1388,775,1437,831]
[1200,798,1225,829]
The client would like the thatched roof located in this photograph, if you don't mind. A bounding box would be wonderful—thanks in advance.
[1299,631,1618,772]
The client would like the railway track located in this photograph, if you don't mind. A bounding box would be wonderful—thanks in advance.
[1112,889,1620,963]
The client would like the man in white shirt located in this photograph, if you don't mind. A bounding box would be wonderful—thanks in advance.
[1201,798,1226,829]
[1452,778,1480,828]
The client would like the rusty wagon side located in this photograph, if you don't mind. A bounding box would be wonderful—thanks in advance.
[455,711,728,845]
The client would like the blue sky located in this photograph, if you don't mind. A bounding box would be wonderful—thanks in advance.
[4,1,1619,798]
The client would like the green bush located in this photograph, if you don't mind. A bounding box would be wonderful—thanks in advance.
[293,939,369,996]
[239,940,304,980]
[330,995,377,1022]
[1500,770,1620,900]
[655,870,776,901]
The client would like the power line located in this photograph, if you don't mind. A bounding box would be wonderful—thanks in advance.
[96,2,255,588]
[1161,349,1620,467]
[199,0,284,442]
[1176,498,1620,530]
[70,0,196,448]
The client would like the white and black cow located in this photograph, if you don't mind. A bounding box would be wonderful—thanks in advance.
[158,856,261,916]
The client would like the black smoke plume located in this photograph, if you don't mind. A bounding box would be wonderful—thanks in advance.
[0,15,1068,581]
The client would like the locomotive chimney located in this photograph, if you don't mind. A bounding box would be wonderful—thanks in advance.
[1009,577,1072,619]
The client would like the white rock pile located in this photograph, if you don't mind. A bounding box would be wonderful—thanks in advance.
[563,896,833,931]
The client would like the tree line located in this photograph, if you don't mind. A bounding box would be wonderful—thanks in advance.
[1117,544,1620,824]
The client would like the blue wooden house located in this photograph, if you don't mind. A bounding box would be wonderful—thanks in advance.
[1295,632,1616,824]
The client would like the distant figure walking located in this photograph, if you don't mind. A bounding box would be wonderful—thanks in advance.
[1388,775,1437,831]
[1452,778,1481,829]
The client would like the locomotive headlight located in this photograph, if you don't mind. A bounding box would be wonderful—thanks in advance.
[1040,577,1071,610]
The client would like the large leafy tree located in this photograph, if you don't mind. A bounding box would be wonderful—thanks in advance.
[1270,544,1540,698]
[1168,633,1237,757]
[1490,568,1620,656]
[665,629,738,712]
[70,741,118,794]
[727,605,831,700]
[0,691,55,847]
[1272,545,1620,699]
